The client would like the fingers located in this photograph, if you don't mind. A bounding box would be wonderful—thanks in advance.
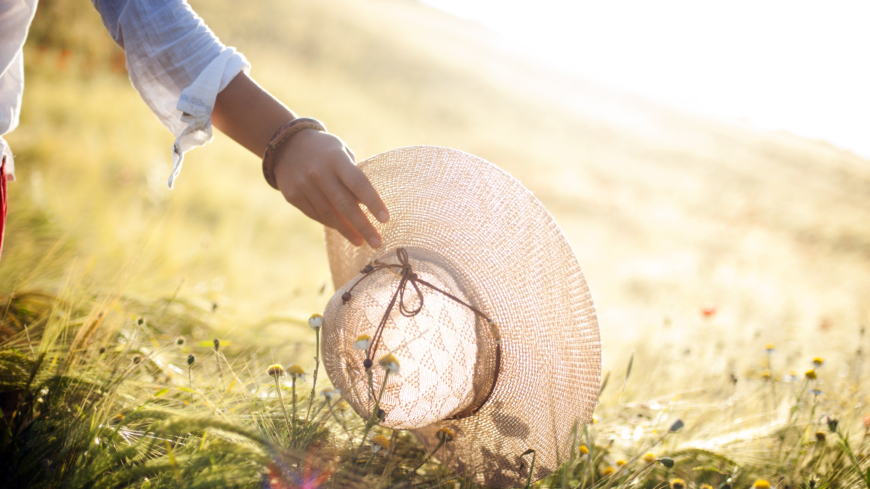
[339,163,389,224]
[306,186,367,247]
[320,176,383,248]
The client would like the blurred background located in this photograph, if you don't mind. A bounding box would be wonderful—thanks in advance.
[1,0,868,374]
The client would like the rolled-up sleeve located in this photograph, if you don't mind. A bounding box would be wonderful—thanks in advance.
[92,0,250,188]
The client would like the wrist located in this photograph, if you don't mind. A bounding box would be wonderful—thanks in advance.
[262,117,327,190]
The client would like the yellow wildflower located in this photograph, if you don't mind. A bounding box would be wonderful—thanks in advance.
[753,480,771,489]
[353,335,372,350]
[671,479,686,489]
[308,313,323,329]
[286,364,306,380]
[379,353,400,374]
[600,466,615,476]
[813,357,824,367]
[266,364,285,377]
[805,369,817,380]
[579,445,589,455]
[642,453,655,463]
[616,459,626,466]
[436,427,455,442]
[370,434,390,455]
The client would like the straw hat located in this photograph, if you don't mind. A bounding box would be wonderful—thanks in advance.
[321,146,601,488]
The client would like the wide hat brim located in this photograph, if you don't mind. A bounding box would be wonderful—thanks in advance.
[324,146,601,488]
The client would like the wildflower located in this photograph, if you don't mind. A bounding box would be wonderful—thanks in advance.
[353,335,372,350]
[266,364,285,377]
[805,369,817,380]
[811,389,823,396]
[110,413,125,424]
[600,466,615,476]
[815,431,826,442]
[321,387,340,399]
[436,427,455,442]
[765,344,775,352]
[175,337,185,346]
[286,365,306,381]
[671,479,686,489]
[187,354,196,366]
[700,485,713,489]
[378,353,400,374]
[813,357,824,367]
[131,354,143,364]
[308,313,323,330]
[579,445,589,455]
[642,453,655,463]
[616,459,626,466]
[370,434,390,455]
[753,480,771,489]
[760,369,771,380]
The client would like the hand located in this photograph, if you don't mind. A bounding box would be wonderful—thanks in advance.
[272,129,389,248]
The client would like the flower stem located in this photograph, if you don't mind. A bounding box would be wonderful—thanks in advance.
[398,438,446,485]
[273,374,292,442]
[357,370,391,453]
[292,377,298,446]
[306,328,320,421]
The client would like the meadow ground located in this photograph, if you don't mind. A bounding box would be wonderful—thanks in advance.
[1,0,870,487]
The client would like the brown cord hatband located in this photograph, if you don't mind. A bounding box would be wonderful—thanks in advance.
[262,117,327,189]
[341,248,502,420]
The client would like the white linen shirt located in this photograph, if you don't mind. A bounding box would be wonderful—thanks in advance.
[0,0,250,187]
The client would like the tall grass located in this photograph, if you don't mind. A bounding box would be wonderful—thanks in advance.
[2,0,870,487]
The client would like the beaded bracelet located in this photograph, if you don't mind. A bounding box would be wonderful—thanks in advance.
[262,117,327,190]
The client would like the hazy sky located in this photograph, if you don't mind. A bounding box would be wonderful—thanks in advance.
[423,0,870,158]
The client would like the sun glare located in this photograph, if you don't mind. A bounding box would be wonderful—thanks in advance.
[423,0,870,158]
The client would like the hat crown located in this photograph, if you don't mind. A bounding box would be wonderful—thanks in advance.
[322,247,497,429]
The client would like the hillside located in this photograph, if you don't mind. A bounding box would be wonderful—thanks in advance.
[3,0,869,364]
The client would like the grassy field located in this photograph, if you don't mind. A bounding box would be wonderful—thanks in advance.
[2,0,870,487]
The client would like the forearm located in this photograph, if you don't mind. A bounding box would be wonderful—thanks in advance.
[212,72,295,158]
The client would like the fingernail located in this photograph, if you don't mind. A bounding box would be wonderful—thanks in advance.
[378,211,389,223]
[353,237,364,247]
[369,236,381,248]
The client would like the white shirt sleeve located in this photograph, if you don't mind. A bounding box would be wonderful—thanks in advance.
[0,0,39,181]
[91,0,251,188]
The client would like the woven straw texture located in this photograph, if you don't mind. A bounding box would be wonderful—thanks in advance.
[322,146,601,488]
